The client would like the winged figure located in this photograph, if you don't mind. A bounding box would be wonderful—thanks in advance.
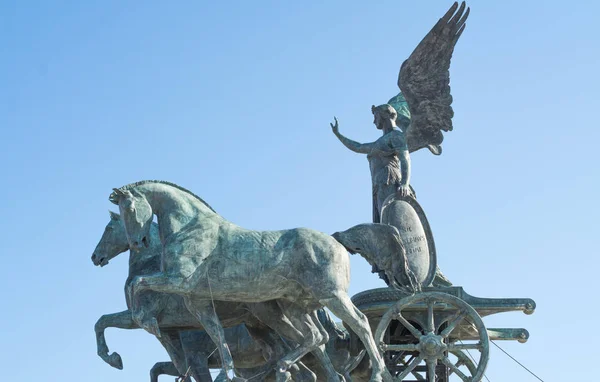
[331,1,469,218]
[331,2,468,287]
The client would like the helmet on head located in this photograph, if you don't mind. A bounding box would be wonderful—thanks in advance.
[387,92,411,130]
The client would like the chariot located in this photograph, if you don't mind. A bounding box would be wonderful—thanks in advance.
[345,195,536,382]
[92,4,538,380]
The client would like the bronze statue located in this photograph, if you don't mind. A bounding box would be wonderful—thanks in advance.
[330,104,412,224]
[331,0,470,214]
[88,4,543,382]
[330,1,471,289]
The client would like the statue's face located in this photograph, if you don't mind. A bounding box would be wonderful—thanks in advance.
[373,111,384,130]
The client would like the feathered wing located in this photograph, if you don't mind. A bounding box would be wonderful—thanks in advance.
[398,1,469,154]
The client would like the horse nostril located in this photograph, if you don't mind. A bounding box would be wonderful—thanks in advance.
[91,254,96,261]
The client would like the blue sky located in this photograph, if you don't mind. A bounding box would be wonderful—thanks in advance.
[1,1,598,381]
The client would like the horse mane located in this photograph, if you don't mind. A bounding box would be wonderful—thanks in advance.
[115,180,217,213]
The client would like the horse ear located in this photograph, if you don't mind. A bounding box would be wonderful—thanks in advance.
[108,210,120,220]
[109,188,123,205]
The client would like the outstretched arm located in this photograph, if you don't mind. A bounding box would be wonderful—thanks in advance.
[330,117,375,154]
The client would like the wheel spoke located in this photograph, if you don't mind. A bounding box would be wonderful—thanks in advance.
[440,310,466,338]
[448,342,483,351]
[396,355,424,380]
[448,359,463,376]
[395,313,423,339]
[400,357,426,381]
[412,370,427,381]
[426,359,436,382]
[382,344,419,352]
[426,299,435,333]
[391,351,407,364]
[441,356,470,381]
[449,349,478,376]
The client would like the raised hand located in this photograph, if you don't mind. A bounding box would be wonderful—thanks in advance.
[330,117,339,135]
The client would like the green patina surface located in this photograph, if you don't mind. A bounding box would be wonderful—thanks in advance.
[387,92,411,130]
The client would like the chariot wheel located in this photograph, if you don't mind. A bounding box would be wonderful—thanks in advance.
[374,292,489,382]
[448,349,477,377]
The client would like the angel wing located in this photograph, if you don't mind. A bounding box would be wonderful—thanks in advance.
[397,1,470,155]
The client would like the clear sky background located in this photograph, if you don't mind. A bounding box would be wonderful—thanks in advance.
[1,1,598,381]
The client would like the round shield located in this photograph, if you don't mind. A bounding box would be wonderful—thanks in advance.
[380,194,437,288]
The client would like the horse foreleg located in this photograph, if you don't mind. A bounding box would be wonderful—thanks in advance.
[179,330,214,382]
[150,362,183,382]
[185,353,212,382]
[130,274,191,307]
[129,301,163,338]
[152,330,217,382]
[94,310,138,369]
[259,303,328,380]
[239,327,312,382]
[309,309,345,381]
[244,306,314,382]
[128,274,188,337]
[184,297,240,382]
[320,293,393,382]
[155,330,192,378]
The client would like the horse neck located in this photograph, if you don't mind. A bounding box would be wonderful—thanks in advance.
[127,224,162,277]
[139,182,223,239]
[127,249,160,277]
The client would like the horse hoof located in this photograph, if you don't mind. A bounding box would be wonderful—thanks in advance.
[108,352,123,370]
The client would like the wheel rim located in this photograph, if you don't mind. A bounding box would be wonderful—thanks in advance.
[374,292,489,382]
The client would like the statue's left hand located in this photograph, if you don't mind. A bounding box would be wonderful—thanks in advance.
[397,185,412,198]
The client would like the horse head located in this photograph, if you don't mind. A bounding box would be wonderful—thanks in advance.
[92,211,130,266]
[110,187,153,252]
